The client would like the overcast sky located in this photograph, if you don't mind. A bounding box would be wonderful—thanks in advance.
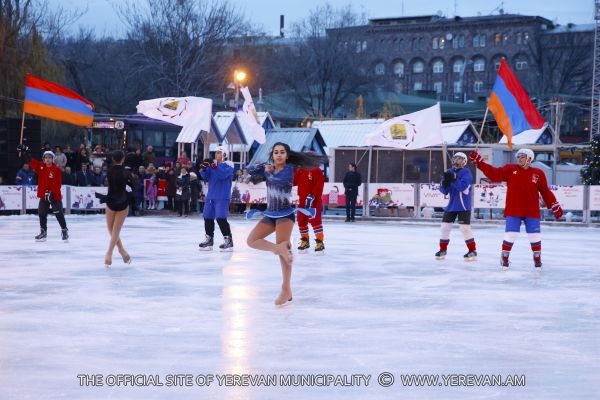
[55,0,594,38]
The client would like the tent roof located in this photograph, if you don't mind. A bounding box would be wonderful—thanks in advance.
[249,128,326,164]
[498,124,555,145]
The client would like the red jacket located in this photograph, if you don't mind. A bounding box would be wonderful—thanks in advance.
[477,161,556,218]
[293,167,325,204]
[29,158,63,201]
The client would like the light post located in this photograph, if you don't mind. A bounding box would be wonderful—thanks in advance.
[233,69,247,109]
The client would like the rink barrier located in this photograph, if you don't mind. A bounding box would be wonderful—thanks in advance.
[1,184,600,224]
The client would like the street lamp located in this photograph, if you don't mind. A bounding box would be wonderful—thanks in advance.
[233,69,247,109]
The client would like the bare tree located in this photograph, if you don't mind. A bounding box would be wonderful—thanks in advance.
[114,0,249,98]
[0,0,84,116]
[268,3,370,118]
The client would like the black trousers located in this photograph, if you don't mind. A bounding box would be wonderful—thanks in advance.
[346,194,358,219]
[38,199,67,231]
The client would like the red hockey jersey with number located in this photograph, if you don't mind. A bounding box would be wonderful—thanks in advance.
[477,161,556,218]
[293,167,325,205]
[29,158,64,201]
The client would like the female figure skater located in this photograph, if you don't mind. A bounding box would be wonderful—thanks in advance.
[246,142,327,305]
[103,150,135,268]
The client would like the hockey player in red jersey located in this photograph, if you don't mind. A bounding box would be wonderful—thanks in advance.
[17,145,69,242]
[469,148,563,269]
[293,166,325,254]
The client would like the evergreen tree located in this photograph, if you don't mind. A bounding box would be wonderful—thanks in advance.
[581,135,600,185]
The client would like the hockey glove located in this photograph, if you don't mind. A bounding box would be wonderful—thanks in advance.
[198,159,211,170]
[441,177,450,189]
[551,201,563,220]
[210,162,217,169]
[469,151,483,165]
[17,144,30,153]
[443,171,456,183]
[304,194,315,209]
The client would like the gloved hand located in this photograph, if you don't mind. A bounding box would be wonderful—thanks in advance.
[17,144,30,153]
[551,201,563,220]
[469,151,483,165]
[443,171,456,182]
[210,162,217,169]
[44,191,54,202]
[198,158,211,170]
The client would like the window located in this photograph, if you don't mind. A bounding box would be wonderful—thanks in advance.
[502,34,509,45]
[412,37,423,50]
[355,40,367,53]
[473,58,485,72]
[413,61,424,73]
[516,32,523,45]
[494,33,501,46]
[516,60,528,70]
[433,82,443,93]
[453,81,463,94]
[523,32,529,44]
[473,81,484,92]
[375,62,385,75]
[473,35,480,47]
[413,82,423,91]
[432,37,439,49]
[439,38,445,49]
[433,60,444,73]
[393,62,404,77]
[453,35,465,48]
[479,34,486,47]
[453,60,464,73]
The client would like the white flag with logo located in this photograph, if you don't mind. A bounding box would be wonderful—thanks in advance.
[237,86,266,144]
[136,96,212,143]
[365,103,443,149]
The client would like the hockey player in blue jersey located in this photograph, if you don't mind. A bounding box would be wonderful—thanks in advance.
[435,152,478,261]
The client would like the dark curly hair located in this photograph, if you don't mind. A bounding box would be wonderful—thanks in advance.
[269,142,328,168]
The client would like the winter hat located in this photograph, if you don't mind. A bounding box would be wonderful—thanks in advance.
[42,151,55,159]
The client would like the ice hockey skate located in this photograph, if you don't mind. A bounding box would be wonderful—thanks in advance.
[435,250,446,260]
[219,236,233,252]
[314,239,325,255]
[500,251,510,270]
[35,229,47,242]
[198,235,214,251]
[463,251,477,261]
[297,238,310,254]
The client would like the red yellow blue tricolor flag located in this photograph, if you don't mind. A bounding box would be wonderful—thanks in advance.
[488,59,545,148]
[23,74,95,126]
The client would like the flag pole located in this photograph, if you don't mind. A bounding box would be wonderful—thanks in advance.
[442,141,448,171]
[476,107,489,151]
[19,110,26,145]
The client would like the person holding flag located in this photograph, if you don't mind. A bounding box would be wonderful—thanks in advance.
[469,148,563,269]
[16,144,69,242]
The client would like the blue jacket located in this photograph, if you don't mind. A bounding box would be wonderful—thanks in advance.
[200,162,234,200]
[439,167,473,212]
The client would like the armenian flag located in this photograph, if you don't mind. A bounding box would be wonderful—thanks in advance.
[488,59,545,148]
[24,74,95,126]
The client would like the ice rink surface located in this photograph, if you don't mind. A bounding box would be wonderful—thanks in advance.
[1,214,599,399]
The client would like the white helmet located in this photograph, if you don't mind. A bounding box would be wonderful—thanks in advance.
[214,146,227,158]
[452,152,467,167]
[516,148,534,162]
